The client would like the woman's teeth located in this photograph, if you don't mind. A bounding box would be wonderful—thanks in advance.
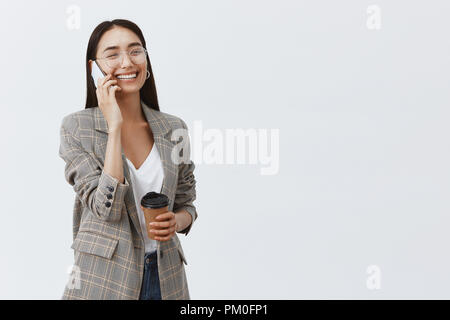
[116,73,137,79]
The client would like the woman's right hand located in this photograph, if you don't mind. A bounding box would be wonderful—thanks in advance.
[96,74,123,132]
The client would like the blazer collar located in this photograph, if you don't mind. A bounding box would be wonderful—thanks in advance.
[94,99,171,138]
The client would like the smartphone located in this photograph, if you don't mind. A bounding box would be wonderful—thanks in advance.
[91,60,106,88]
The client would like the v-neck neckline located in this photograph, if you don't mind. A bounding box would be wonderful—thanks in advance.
[126,145,155,172]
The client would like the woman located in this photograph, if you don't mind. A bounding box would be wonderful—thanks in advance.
[58,19,198,300]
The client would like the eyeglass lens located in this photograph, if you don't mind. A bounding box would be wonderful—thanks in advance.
[101,47,147,68]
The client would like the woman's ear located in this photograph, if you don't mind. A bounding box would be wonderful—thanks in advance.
[88,60,93,73]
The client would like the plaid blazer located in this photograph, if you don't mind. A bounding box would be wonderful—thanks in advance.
[58,100,198,300]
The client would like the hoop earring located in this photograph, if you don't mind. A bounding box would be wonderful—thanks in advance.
[146,70,150,80]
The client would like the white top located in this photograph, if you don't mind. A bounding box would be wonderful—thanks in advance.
[125,144,165,254]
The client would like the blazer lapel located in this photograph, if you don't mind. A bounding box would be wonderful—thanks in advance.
[93,101,178,247]
[141,103,178,201]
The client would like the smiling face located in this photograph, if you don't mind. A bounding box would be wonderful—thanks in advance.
[89,26,148,94]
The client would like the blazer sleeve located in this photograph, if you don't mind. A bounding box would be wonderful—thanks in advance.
[173,119,198,236]
[58,114,129,223]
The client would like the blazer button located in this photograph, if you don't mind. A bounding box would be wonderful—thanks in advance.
[107,186,114,192]
[107,194,113,200]
[105,201,111,207]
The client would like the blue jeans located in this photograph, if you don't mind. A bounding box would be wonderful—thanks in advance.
[139,251,162,300]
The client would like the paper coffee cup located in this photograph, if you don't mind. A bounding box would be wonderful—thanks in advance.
[140,192,169,240]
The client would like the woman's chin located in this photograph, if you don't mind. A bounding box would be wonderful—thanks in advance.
[116,85,141,94]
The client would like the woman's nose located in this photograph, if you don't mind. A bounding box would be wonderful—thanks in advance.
[120,53,134,68]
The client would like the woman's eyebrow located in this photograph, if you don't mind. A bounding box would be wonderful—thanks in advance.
[102,42,142,53]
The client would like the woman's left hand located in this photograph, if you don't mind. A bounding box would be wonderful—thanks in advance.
[149,211,178,241]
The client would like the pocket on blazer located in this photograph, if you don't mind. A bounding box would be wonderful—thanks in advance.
[71,231,119,260]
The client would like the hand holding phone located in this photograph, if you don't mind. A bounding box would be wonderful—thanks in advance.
[91,61,123,131]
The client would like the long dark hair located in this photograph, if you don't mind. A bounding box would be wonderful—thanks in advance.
[84,19,160,111]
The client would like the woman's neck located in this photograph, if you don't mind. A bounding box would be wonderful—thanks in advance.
[116,92,145,124]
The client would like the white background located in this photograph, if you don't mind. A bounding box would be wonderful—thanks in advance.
[0,0,449,299]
